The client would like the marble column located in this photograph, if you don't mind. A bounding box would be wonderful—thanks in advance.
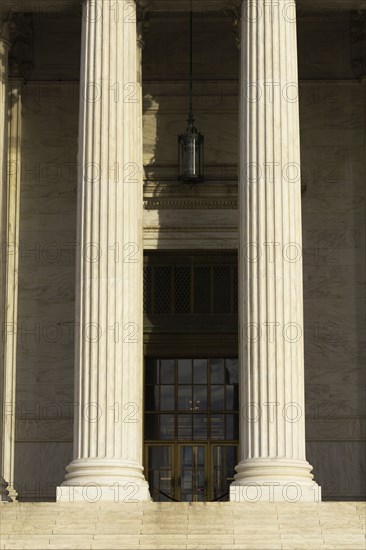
[1,78,23,502]
[231,0,321,502]
[0,17,11,502]
[57,0,150,502]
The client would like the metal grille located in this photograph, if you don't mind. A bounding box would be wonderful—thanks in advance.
[154,267,172,314]
[144,263,238,316]
[174,267,191,314]
[143,266,152,314]
[213,266,231,314]
[194,267,211,314]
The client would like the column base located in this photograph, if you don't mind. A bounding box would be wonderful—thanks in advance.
[0,477,10,502]
[57,459,151,502]
[230,458,322,503]
[6,485,18,502]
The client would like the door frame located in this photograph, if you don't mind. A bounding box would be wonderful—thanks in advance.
[143,355,239,501]
[144,442,176,502]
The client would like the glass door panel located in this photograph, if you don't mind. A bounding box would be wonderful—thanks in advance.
[179,445,206,502]
[147,445,174,501]
[212,445,237,501]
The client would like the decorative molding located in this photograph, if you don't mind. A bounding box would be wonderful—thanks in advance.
[144,181,237,195]
[143,180,306,209]
[144,197,237,209]
[144,225,237,233]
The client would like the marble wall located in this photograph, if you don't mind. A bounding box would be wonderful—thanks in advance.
[15,78,78,499]
[300,77,365,499]
[13,11,365,500]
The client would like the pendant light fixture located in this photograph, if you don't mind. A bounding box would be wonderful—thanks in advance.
[178,0,204,184]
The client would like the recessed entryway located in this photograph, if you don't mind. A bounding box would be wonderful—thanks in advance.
[144,357,238,501]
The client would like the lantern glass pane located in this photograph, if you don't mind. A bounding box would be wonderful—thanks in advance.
[178,131,204,184]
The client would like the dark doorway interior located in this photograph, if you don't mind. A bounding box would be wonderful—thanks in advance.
[143,251,239,501]
[144,357,238,502]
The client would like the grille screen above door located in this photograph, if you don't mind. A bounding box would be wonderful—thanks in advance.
[143,253,238,317]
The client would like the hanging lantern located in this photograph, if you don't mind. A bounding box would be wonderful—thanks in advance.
[178,2,204,184]
[178,115,204,184]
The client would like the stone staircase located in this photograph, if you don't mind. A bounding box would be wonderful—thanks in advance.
[0,502,365,549]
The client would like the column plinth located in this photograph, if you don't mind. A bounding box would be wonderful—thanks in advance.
[231,0,321,503]
[57,0,150,503]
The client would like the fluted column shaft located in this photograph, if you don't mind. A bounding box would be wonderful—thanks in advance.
[231,0,321,502]
[58,0,149,502]
[2,79,22,502]
[0,18,11,502]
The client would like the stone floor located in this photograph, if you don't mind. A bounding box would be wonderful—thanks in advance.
[0,501,365,549]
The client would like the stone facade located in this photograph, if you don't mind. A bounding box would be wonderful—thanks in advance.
[0,0,365,503]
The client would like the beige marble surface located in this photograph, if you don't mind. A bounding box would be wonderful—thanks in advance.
[1,501,365,549]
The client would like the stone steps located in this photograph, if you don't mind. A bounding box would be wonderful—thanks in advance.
[0,502,365,549]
